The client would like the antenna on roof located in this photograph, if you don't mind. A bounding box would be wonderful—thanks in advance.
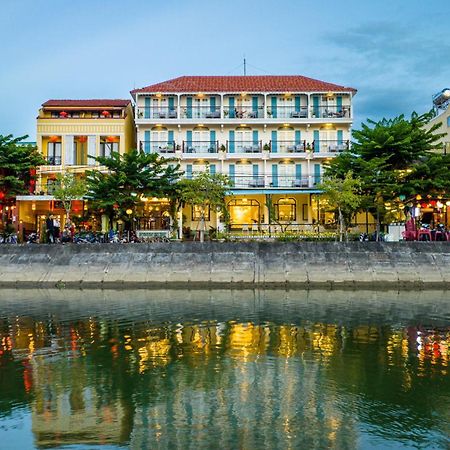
[243,55,246,76]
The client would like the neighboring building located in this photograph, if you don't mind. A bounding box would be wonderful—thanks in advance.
[131,75,357,232]
[16,99,135,234]
[426,104,450,154]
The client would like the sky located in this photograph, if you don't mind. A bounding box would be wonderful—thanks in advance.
[1,0,449,139]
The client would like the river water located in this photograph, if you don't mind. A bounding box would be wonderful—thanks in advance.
[0,289,449,450]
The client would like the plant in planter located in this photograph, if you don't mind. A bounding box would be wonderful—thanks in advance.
[263,143,271,152]
[219,144,226,153]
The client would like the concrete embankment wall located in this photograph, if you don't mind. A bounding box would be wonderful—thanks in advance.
[0,242,449,289]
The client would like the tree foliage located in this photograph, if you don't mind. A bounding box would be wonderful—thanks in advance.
[85,149,182,226]
[178,172,232,241]
[0,134,45,202]
[51,172,87,222]
[319,171,362,241]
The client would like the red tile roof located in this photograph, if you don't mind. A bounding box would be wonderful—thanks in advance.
[131,76,356,95]
[42,99,131,108]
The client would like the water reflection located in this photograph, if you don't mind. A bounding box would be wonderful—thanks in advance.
[0,289,449,449]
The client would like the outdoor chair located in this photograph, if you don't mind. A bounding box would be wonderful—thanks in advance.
[242,224,249,235]
[168,110,177,118]
[251,223,259,235]
[417,229,432,241]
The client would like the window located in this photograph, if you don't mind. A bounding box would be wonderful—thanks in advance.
[191,205,210,221]
[275,198,296,221]
[100,141,119,157]
[47,142,61,165]
[46,178,60,195]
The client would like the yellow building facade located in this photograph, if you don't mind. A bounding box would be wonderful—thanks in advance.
[17,99,135,234]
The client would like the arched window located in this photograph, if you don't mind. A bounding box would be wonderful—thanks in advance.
[275,197,296,221]
[227,198,260,227]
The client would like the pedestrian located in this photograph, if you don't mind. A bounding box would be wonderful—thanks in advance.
[53,217,61,242]
[46,214,55,243]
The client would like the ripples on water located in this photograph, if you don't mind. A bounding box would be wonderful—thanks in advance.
[0,289,449,450]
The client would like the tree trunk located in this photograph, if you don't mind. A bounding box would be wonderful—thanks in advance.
[376,208,380,242]
[338,207,344,242]
[200,212,205,243]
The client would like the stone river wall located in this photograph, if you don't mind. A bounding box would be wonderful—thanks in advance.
[0,242,449,289]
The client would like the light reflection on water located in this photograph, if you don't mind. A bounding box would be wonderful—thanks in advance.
[0,289,449,450]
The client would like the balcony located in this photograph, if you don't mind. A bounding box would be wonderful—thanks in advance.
[223,106,264,119]
[227,141,262,154]
[271,140,306,153]
[230,175,320,189]
[182,141,219,154]
[181,106,220,119]
[139,141,176,154]
[312,140,350,153]
[137,107,177,119]
[45,155,62,165]
[310,106,351,119]
[267,106,308,119]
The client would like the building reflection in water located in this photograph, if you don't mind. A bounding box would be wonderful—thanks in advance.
[0,290,448,448]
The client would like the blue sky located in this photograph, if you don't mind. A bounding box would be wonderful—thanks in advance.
[1,0,449,139]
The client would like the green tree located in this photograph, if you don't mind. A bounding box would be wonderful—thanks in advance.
[319,171,362,242]
[178,172,232,242]
[85,149,182,229]
[0,135,45,224]
[51,172,87,224]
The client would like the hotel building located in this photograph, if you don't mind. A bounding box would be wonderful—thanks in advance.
[131,75,356,232]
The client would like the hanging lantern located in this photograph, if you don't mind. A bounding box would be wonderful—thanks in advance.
[113,203,119,210]
[415,194,422,200]
[59,111,68,118]
[421,202,428,208]
[78,136,88,143]
[106,136,119,143]
[101,110,111,117]
[49,135,60,142]
[429,200,437,207]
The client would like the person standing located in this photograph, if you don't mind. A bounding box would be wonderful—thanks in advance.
[53,217,61,242]
[46,214,55,243]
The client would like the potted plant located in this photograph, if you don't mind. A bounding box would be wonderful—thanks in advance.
[263,143,271,152]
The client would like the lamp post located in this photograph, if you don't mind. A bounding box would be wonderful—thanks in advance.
[126,208,133,241]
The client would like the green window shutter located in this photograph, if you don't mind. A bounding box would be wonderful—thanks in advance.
[272,164,278,187]
[186,164,193,179]
[229,164,235,186]
[229,130,235,153]
[271,130,277,153]
[271,96,277,118]
[314,164,321,185]
[295,96,301,112]
[252,96,258,113]
[210,130,216,152]
[144,97,151,119]
[313,96,319,117]
[295,164,302,182]
[313,130,320,153]
[295,130,301,145]
[210,97,216,112]
[253,130,259,146]
[252,164,259,182]
[168,130,174,147]
[186,130,192,152]
[144,130,150,153]
[229,97,235,118]
[210,164,216,175]
[186,97,193,119]
[337,130,343,145]
[168,97,175,111]
[336,95,342,113]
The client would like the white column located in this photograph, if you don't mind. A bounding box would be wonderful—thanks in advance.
[87,136,97,165]
[64,135,74,166]
[220,93,224,119]
[177,94,181,119]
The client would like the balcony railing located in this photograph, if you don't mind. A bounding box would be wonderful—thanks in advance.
[271,140,306,153]
[266,106,308,119]
[181,106,221,119]
[223,106,264,119]
[312,140,350,153]
[45,155,62,165]
[227,140,262,153]
[137,107,178,119]
[310,106,351,119]
[229,175,320,189]
[182,141,219,153]
[139,141,176,154]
